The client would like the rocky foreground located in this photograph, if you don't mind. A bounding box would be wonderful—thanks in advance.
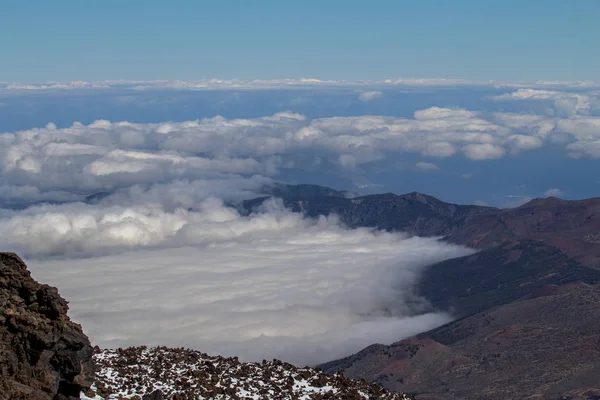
[0,252,94,400]
[82,346,413,400]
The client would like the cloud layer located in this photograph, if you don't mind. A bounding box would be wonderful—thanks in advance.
[27,201,472,366]
[2,78,599,92]
[2,96,600,207]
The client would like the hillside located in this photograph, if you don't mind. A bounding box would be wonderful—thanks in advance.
[417,239,600,317]
[320,282,600,400]
[242,190,493,237]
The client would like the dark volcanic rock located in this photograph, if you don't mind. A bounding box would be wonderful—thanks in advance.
[142,389,164,400]
[0,252,95,400]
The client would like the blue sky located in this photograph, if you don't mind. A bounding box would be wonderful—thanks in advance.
[2,0,599,82]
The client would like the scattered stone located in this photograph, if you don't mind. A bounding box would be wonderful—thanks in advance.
[82,346,413,399]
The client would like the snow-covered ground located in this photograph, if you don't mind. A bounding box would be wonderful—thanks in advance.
[82,346,413,399]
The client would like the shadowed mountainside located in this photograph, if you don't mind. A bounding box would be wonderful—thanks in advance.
[320,282,600,400]
[418,239,600,317]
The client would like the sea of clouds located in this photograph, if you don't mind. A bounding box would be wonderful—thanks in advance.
[1,81,599,365]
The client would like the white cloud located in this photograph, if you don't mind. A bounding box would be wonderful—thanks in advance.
[358,91,383,102]
[338,154,357,169]
[25,201,472,366]
[507,134,544,152]
[462,143,505,160]
[415,162,439,172]
[2,78,599,93]
[491,88,599,116]
[422,141,456,158]
[2,106,600,206]
[544,188,564,197]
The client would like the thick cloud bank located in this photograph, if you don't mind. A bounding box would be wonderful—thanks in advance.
[2,95,600,207]
[27,200,471,366]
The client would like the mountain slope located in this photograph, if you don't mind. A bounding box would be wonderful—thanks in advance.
[417,239,600,317]
[320,282,600,400]
[445,196,600,268]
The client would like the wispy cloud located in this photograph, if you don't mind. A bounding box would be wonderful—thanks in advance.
[544,188,564,197]
[2,78,599,93]
[415,162,439,172]
[358,91,383,101]
[490,88,600,117]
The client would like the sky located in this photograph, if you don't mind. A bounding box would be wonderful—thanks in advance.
[2,0,600,82]
[2,0,600,367]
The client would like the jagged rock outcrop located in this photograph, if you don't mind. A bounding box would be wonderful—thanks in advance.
[0,252,95,400]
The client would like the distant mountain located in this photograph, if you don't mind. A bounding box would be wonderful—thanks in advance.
[243,191,493,236]
[320,282,600,400]
[243,190,600,266]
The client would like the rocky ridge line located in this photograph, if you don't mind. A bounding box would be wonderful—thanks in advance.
[83,346,414,400]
